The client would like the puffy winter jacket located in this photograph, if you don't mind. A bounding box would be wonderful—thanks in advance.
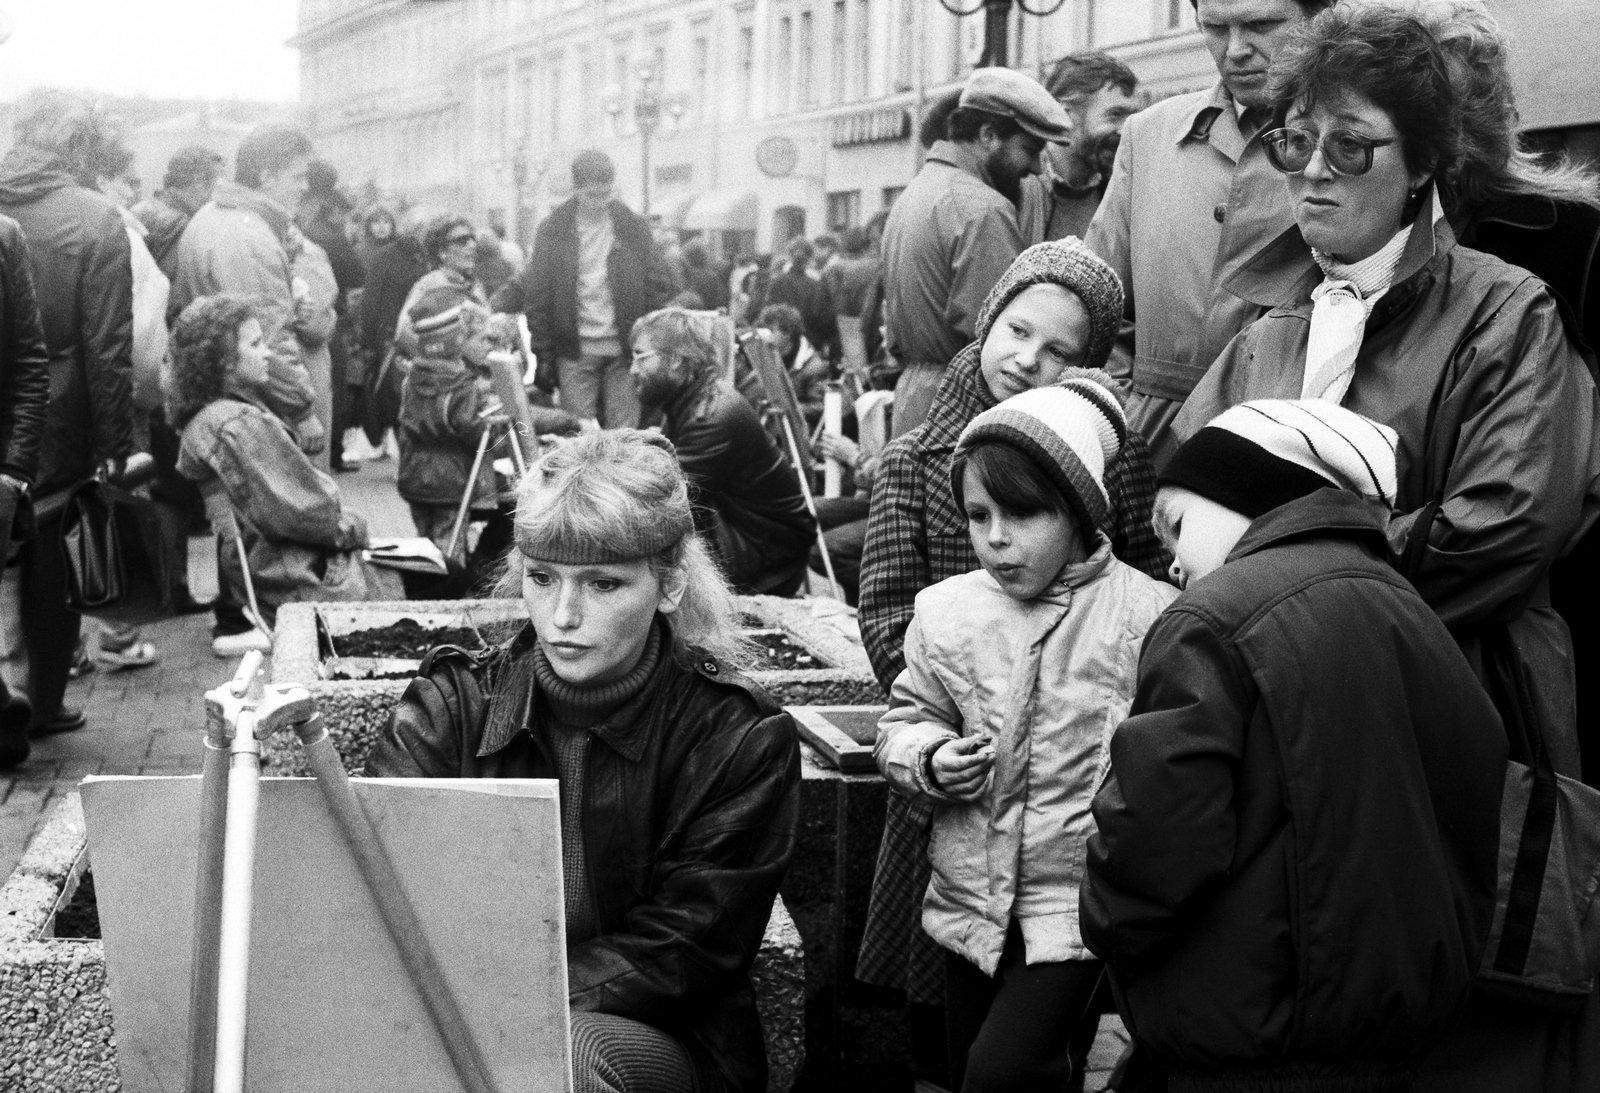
[0,144,135,500]
[366,623,801,1092]
[0,215,49,488]
[396,355,499,508]
[1082,490,1507,1088]
[877,540,1175,975]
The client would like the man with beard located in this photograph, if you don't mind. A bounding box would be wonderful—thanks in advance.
[881,67,1071,438]
[1019,52,1140,245]
[1086,0,1331,468]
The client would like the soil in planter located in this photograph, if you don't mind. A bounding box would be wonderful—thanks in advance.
[333,618,490,659]
[751,631,820,670]
[53,871,101,940]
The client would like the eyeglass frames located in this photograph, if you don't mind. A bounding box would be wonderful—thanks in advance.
[1261,127,1396,177]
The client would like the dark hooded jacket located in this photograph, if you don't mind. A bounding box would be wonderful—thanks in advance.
[1083,490,1507,1087]
[395,355,499,508]
[131,189,200,278]
[367,623,801,1093]
[0,144,135,501]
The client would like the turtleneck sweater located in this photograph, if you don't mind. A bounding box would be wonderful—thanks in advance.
[532,624,662,942]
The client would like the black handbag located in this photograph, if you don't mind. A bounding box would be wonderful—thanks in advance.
[59,474,175,625]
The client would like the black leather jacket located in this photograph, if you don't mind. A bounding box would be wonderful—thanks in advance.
[366,623,801,1092]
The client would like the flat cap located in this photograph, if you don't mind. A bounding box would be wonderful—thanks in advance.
[960,67,1074,144]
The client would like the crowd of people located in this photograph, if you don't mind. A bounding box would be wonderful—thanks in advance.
[2,0,1599,1089]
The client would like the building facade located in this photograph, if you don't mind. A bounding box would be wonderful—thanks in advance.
[297,0,1600,252]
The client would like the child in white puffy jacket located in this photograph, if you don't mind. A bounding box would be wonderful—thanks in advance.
[875,379,1175,1092]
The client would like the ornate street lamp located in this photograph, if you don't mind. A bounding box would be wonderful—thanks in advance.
[938,0,1068,68]
[603,66,686,218]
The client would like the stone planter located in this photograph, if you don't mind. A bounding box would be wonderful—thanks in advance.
[266,595,879,776]
[2,795,805,1093]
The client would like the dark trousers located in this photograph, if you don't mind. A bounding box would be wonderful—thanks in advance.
[18,511,80,725]
[812,496,869,605]
[945,925,1104,1093]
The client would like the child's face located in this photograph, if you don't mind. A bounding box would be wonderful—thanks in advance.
[980,283,1090,402]
[1154,486,1253,590]
[962,464,1084,601]
[234,318,271,390]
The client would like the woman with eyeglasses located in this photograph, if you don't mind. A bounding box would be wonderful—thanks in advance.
[392,214,489,360]
[1178,0,1599,764]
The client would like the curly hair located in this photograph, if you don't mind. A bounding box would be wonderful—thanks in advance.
[631,307,730,390]
[1044,50,1137,103]
[1269,0,1599,219]
[13,89,130,186]
[166,295,259,430]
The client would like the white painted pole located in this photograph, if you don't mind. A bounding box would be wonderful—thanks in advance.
[212,710,262,1093]
[822,385,843,498]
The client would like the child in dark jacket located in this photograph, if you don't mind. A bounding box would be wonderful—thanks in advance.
[1082,399,1508,1090]
[396,288,510,580]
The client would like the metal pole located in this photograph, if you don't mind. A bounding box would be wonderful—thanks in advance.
[447,426,495,562]
[779,414,843,599]
[212,708,261,1093]
[640,125,653,218]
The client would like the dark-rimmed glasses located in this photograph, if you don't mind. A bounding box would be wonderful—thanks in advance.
[1261,127,1396,177]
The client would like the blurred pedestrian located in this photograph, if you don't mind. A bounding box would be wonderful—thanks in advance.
[0,89,140,735]
[761,238,842,364]
[298,161,366,471]
[132,144,223,277]
[355,205,428,450]
[493,150,678,429]
[393,214,486,360]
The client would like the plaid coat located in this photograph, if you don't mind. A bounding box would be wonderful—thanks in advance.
[854,344,1171,997]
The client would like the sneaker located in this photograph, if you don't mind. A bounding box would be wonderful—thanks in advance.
[211,629,273,658]
[31,705,88,738]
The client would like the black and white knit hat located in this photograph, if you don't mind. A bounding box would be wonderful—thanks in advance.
[973,238,1125,372]
[1160,399,1398,518]
[953,376,1126,532]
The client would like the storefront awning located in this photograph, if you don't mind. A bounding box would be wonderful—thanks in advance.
[680,190,760,233]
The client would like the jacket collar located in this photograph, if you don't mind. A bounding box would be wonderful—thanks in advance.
[1225,488,1393,566]
[1040,534,1115,603]
[1226,185,1457,312]
[210,179,292,246]
[1178,83,1251,164]
[919,344,993,449]
[926,139,992,188]
[478,620,673,763]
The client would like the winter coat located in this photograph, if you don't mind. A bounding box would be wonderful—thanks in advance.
[293,235,340,436]
[490,197,677,363]
[1085,84,1299,469]
[876,541,1176,976]
[658,379,813,593]
[176,396,375,621]
[0,144,135,501]
[0,215,50,490]
[396,355,499,508]
[366,623,801,1093]
[168,180,323,449]
[1177,211,1600,780]
[1082,490,1508,1087]
[858,239,1176,694]
[881,140,1025,372]
[393,267,484,360]
[358,235,429,363]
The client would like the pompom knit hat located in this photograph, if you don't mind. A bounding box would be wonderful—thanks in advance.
[1160,399,1399,518]
[973,238,1125,372]
[953,377,1127,534]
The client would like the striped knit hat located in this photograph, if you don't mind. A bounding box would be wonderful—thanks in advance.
[973,238,1125,372]
[953,376,1126,533]
[1161,399,1398,518]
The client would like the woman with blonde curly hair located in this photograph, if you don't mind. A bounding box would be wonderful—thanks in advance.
[169,294,393,655]
[368,428,800,1093]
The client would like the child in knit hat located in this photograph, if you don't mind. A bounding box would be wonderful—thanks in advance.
[1082,399,1508,1088]
[396,285,511,584]
[874,379,1177,1091]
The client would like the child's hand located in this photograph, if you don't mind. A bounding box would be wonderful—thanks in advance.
[930,735,994,800]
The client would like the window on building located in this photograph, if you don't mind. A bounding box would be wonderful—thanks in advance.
[692,24,712,124]
[894,0,914,91]
[547,53,565,148]
[827,190,861,231]
[774,16,793,112]
[575,43,594,135]
[1164,0,1192,30]
[614,37,633,128]
[737,22,755,119]
[854,0,872,98]
[831,1,848,103]
[799,10,817,108]
[881,185,904,209]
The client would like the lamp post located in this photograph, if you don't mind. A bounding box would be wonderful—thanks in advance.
[604,66,686,219]
[938,0,1067,68]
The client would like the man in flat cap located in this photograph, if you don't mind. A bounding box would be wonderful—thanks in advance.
[881,66,1072,438]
